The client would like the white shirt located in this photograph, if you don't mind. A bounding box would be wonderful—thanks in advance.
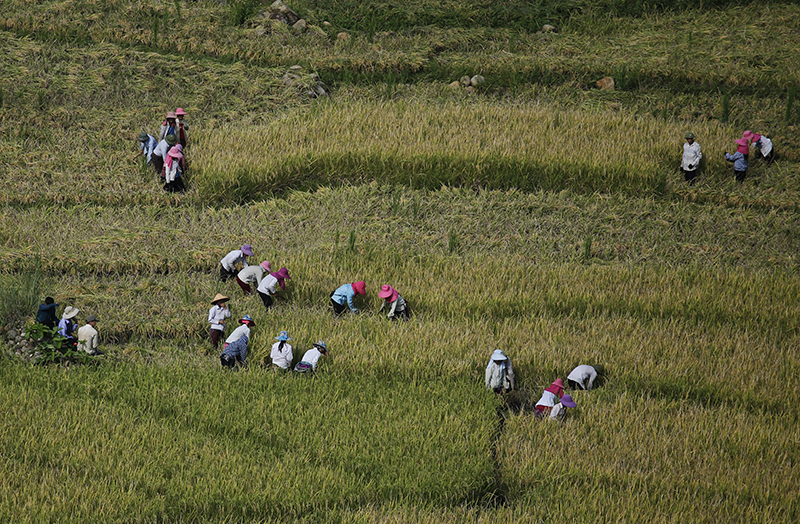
[225,324,250,344]
[237,265,264,285]
[300,348,324,370]
[756,136,773,157]
[549,403,566,421]
[207,305,231,332]
[567,365,598,390]
[681,141,702,171]
[257,273,278,295]
[535,390,559,408]
[220,250,249,271]
[77,324,99,354]
[270,341,293,369]
[153,139,171,160]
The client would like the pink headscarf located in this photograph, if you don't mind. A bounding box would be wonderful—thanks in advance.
[165,145,184,170]
[378,285,399,303]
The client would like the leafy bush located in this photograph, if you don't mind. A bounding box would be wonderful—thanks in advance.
[24,323,93,366]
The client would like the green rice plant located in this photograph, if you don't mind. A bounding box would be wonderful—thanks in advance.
[721,90,731,123]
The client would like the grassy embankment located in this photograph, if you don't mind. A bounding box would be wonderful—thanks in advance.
[1,0,799,522]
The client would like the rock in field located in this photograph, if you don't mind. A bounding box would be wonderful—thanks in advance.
[596,76,615,90]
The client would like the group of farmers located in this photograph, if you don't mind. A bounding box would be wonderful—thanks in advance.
[208,244,411,372]
[35,298,102,356]
[680,129,775,185]
[135,109,190,192]
[485,349,605,423]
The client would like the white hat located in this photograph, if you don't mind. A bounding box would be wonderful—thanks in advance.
[491,349,508,361]
[62,306,80,320]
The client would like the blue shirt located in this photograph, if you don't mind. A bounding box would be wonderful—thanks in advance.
[331,284,358,312]
[222,335,248,362]
[140,135,157,163]
[36,303,58,326]
[58,318,77,338]
[725,151,748,171]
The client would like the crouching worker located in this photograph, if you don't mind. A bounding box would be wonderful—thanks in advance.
[220,332,248,369]
[77,315,103,356]
[330,281,366,315]
[535,379,565,419]
[549,394,577,423]
[57,306,80,348]
[485,349,515,394]
[224,315,254,349]
[294,341,328,374]
[219,244,253,282]
[270,330,293,371]
[567,364,605,391]
[378,284,409,321]
[257,267,291,310]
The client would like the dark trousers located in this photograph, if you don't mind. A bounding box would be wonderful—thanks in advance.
[681,168,698,185]
[220,354,236,368]
[568,379,585,391]
[236,276,252,295]
[152,156,164,175]
[331,297,347,315]
[163,177,185,193]
[210,329,223,350]
[219,265,236,282]
[735,170,747,183]
[758,150,775,164]
[258,291,274,310]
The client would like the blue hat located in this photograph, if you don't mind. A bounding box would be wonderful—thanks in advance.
[239,315,255,326]
[275,330,291,341]
[313,340,328,353]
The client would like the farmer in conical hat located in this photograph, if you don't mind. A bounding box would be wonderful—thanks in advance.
[256,267,290,311]
[219,244,253,282]
[208,293,231,350]
[680,132,703,185]
[57,306,80,347]
[294,341,329,373]
[378,284,409,321]
[549,394,577,423]
[485,349,515,393]
[725,137,750,183]
[330,281,366,315]
[535,379,565,418]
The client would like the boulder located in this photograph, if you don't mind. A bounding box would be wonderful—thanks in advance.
[292,19,307,32]
[7,329,18,340]
[460,76,471,86]
[542,24,556,33]
[448,81,462,89]
[268,0,300,25]
[337,32,350,40]
[596,76,615,90]
[470,75,485,87]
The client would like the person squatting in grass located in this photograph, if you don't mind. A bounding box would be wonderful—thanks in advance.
[224,314,254,349]
[270,330,293,371]
[135,132,158,166]
[256,267,290,310]
[535,379,565,419]
[35,296,59,329]
[680,132,703,185]
[207,293,231,350]
[725,137,750,183]
[378,284,409,321]
[330,281,367,315]
[743,130,775,164]
[219,244,253,282]
[163,144,186,192]
[57,306,80,348]
[151,133,177,176]
[77,315,103,356]
[220,331,249,369]
[237,260,270,296]
[294,340,328,374]
[567,364,605,391]
[548,394,577,423]
[484,349,515,394]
